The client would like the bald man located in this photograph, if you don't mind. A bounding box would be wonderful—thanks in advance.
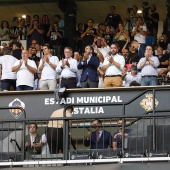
[12,49,37,90]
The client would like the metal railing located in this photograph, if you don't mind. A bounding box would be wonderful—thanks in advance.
[1,88,170,167]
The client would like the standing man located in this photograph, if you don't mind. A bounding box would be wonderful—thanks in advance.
[104,6,122,32]
[148,5,159,42]
[84,119,112,149]
[81,19,97,52]
[0,47,18,91]
[47,106,73,154]
[113,119,130,149]
[56,47,77,89]
[38,45,59,90]
[102,43,125,87]
[25,123,42,156]
[27,20,44,46]
[137,46,160,86]
[12,50,37,90]
[78,45,100,88]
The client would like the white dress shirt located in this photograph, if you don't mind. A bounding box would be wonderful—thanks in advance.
[39,55,59,80]
[103,53,125,76]
[56,57,77,78]
[137,56,160,76]
[0,55,18,79]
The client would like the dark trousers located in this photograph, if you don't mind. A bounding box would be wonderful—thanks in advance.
[60,78,77,89]
[1,79,16,91]
[47,127,63,154]
[16,85,33,91]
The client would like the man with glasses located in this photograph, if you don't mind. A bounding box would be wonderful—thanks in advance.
[38,45,59,90]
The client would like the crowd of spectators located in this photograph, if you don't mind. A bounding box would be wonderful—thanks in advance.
[0,4,170,91]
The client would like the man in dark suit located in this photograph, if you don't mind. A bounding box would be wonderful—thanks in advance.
[84,119,112,149]
[131,40,146,59]
[77,45,100,88]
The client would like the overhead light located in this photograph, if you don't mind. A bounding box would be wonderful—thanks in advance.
[22,15,26,18]
[137,10,142,14]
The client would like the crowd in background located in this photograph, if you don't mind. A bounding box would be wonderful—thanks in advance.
[0,4,170,91]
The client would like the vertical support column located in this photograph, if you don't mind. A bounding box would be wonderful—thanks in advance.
[63,0,77,50]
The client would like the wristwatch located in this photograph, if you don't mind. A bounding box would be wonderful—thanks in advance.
[49,62,51,65]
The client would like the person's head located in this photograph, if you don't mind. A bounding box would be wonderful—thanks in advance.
[74,51,82,61]
[64,47,73,59]
[110,43,119,55]
[85,45,94,55]
[35,43,40,51]
[42,45,51,55]
[54,14,61,23]
[33,20,39,27]
[1,21,9,29]
[150,5,156,12]
[33,15,39,21]
[157,46,163,56]
[136,16,143,25]
[4,47,12,55]
[105,25,111,34]
[118,23,124,31]
[21,49,29,60]
[92,119,102,131]
[77,23,83,31]
[145,46,153,57]
[131,40,139,50]
[13,42,22,50]
[53,22,59,30]
[122,66,127,75]
[132,5,138,13]
[26,15,31,23]
[31,47,37,55]
[42,15,49,23]
[66,106,74,114]
[31,40,37,47]
[28,123,38,134]
[122,49,129,57]
[98,23,105,32]
[87,19,94,28]
[118,118,126,126]
[130,65,137,75]
[110,6,116,14]
[100,38,107,47]
[2,43,7,48]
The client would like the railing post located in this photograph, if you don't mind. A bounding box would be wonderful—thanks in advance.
[63,107,69,161]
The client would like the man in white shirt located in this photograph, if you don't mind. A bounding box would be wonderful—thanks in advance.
[0,47,18,91]
[102,43,125,87]
[137,46,160,86]
[56,47,77,89]
[12,50,37,91]
[38,45,59,90]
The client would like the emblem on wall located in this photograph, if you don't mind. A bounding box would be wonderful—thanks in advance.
[9,98,25,119]
[140,93,159,111]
